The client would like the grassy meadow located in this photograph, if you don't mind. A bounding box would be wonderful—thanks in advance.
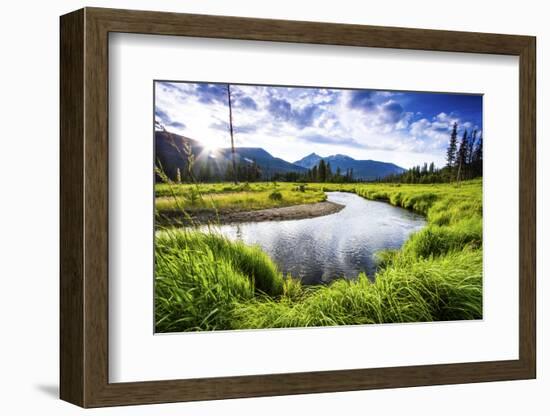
[155,179,483,332]
[155,182,326,225]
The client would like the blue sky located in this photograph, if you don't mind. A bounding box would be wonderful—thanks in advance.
[155,81,482,168]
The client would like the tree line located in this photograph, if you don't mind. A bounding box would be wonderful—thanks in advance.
[177,160,263,183]
[271,159,356,183]
[379,122,482,184]
[192,158,359,183]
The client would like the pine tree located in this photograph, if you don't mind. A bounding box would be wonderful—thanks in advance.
[224,164,233,182]
[446,122,458,168]
[318,160,327,182]
[468,130,477,165]
[472,133,483,177]
[326,162,332,182]
[199,162,211,182]
[346,168,353,182]
[456,130,468,182]
[311,165,318,182]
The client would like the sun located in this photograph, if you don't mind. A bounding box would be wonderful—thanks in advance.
[198,139,221,159]
[202,142,220,155]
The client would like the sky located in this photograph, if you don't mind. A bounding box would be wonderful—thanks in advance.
[154,81,482,169]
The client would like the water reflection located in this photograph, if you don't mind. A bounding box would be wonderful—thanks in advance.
[205,192,426,285]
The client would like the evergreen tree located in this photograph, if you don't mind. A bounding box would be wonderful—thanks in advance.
[421,162,428,175]
[311,165,318,182]
[318,160,327,182]
[456,130,469,182]
[468,130,478,165]
[199,162,211,182]
[326,161,332,182]
[335,166,342,182]
[224,164,234,182]
[472,133,483,177]
[446,122,458,168]
[346,168,352,182]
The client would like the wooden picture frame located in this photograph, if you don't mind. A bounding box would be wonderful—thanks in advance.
[60,7,536,408]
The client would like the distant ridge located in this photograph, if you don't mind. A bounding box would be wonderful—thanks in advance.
[294,153,405,180]
[155,130,404,181]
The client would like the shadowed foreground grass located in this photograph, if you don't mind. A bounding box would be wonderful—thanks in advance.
[155,179,482,332]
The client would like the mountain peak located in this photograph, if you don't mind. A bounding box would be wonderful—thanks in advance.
[293,152,323,169]
[328,154,355,161]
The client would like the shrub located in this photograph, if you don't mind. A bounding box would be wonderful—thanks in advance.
[239,182,252,191]
[268,190,283,201]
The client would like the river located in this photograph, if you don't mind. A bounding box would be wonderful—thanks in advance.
[205,192,426,284]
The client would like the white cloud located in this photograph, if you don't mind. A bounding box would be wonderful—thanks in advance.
[155,82,481,169]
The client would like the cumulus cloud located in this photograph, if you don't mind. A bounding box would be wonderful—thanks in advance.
[300,133,362,148]
[154,81,482,168]
[268,98,293,121]
[348,90,376,110]
[155,108,186,130]
[380,101,404,123]
[235,96,258,110]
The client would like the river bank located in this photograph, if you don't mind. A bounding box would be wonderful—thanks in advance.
[158,200,344,226]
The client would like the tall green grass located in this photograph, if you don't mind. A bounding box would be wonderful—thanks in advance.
[231,250,482,328]
[155,229,283,332]
[155,179,483,331]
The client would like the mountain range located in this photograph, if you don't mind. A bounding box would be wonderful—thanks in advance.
[155,131,404,181]
[294,152,405,180]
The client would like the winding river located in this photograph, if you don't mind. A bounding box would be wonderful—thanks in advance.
[207,192,426,285]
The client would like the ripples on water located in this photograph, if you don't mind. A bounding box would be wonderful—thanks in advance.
[204,192,426,285]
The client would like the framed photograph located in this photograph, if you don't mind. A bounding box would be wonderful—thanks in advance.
[60,7,536,408]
